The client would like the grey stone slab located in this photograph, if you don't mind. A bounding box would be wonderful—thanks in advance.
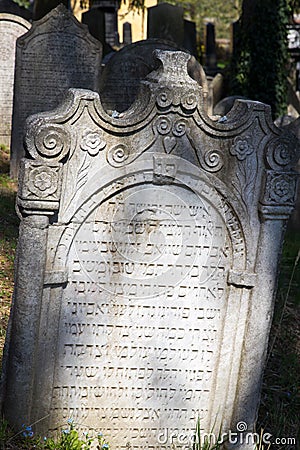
[0,13,30,148]
[2,50,299,450]
[99,38,208,114]
[10,4,102,178]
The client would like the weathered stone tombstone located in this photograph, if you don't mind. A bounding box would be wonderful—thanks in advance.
[0,13,30,148]
[10,4,102,178]
[2,50,300,450]
[99,39,208,114]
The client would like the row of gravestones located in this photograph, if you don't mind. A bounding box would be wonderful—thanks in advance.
[0,4,210,179]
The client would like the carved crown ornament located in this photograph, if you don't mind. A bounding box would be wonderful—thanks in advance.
[18,50,300,220]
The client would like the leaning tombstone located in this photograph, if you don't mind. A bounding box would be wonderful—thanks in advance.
[2,50,299,449]
[10,4,102,179]
[0,13,30,149]
[99,38,208,114]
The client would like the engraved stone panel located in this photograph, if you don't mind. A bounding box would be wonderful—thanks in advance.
[0,13,30,147]
[10,4,102,178]
[2,51,299,450]
[51,182,230,445]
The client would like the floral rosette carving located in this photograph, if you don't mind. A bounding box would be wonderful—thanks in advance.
[28,166,60,198]
[230,136,254,161]
[268,174,295,204]
[33,124,71,162]
[80,129,106,156]
[266,133,299,170]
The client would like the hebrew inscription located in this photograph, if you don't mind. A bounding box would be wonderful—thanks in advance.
[51,183,231,447]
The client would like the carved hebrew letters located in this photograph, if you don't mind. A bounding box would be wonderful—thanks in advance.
[50,182,230,447]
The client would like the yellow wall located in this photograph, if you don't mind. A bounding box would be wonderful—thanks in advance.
[72,0,157,44]
[118,0,157,44]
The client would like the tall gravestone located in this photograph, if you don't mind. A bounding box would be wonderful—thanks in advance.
[10,4,102,178]
[205,22,217,75]
[0,13,30,148]
[2,51,299,449]
[99,39,208,114]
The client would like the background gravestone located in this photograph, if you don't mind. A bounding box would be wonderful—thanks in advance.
[0,13,30,148]
[205,22,218,75]
[2,50,299,449]
[147,3,184,46]
[99,39,208,113]
[183,19,197,57]
[122,21,132,45]
[10,4,102,178]
[87,0,119,47]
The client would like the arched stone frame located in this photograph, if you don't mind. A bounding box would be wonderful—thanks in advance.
[28,154,257,444]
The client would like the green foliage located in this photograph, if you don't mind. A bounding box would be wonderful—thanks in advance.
[11,0,31,9]
[3,419,111,449]
[230,0,293,118]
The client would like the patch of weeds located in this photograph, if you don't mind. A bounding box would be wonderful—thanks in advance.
[0,145,10,174]
[3,419,111,449]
